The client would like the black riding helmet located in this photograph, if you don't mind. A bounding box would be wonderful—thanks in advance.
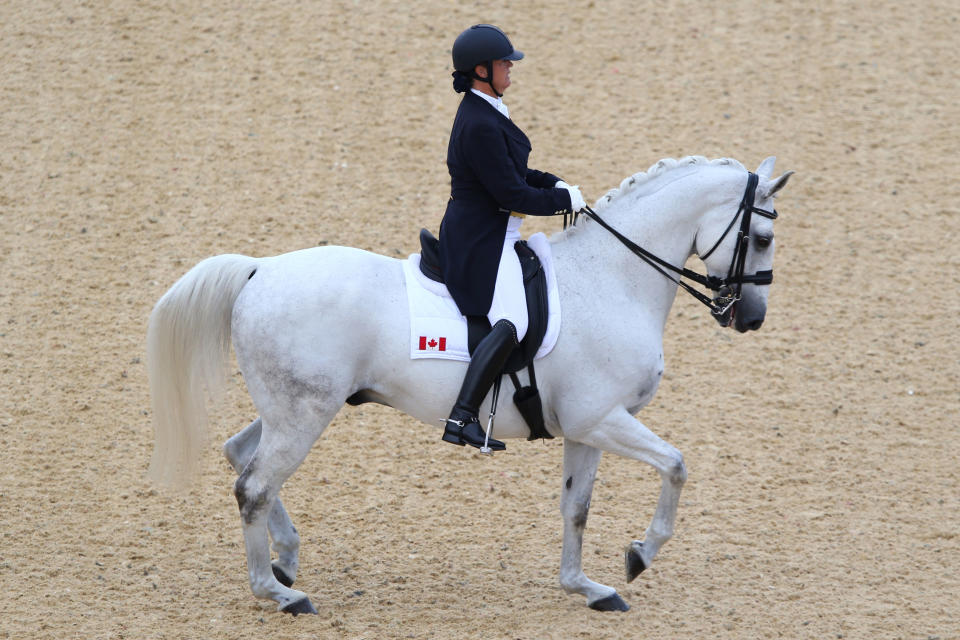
[451,24,523,96]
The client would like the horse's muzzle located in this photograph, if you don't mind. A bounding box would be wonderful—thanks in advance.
[731,297,766,333]
[712,289,766,332]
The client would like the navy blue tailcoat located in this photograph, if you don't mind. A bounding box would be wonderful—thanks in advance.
[438,91,572,316]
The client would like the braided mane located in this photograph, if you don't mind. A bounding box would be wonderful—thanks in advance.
[592,156,746,211]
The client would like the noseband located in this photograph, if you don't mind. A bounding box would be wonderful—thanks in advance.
[579,172,777,318]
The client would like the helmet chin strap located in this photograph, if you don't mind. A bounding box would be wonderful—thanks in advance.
[472,61,502,97]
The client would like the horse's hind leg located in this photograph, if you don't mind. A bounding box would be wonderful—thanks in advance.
[559,440,629,611]
[232,404,338,615]
[223,418,299,587]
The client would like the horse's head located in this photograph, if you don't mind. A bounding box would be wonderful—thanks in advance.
[695,157,793,333]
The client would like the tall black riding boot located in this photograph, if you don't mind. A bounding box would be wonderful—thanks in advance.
[441,319,519,450]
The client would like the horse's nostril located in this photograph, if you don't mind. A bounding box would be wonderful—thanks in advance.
[736,312,765,332]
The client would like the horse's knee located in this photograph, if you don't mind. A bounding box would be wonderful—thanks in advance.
[558,569,584,594]
[667,452,687,487]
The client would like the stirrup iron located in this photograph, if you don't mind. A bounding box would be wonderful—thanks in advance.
[480,375,503,456]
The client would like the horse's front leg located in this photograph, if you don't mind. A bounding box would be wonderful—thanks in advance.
[559,440,630,611]
[568,407,687,585]
[223,418,300,588]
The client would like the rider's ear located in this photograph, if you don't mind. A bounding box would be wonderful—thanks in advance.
[757,171,795,200]
[474,63,489,79]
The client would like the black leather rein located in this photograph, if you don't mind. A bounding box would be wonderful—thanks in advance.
[579,172,777,317]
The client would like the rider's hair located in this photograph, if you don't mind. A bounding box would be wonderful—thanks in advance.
[452,70,473,93]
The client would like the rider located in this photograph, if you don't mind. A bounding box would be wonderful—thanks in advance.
[439,24,586,451]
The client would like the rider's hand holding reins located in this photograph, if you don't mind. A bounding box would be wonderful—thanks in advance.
[556,180,586,213]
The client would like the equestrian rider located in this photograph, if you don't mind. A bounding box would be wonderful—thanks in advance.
[439,24,586,451]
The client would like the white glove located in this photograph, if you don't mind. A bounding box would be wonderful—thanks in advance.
[562,184,586,213]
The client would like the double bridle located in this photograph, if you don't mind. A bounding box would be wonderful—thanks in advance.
[575,172,778,319]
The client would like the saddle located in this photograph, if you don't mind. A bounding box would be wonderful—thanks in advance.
[418,228,553,440]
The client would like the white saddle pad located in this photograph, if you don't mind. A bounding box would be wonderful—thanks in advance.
[402,232,561,362]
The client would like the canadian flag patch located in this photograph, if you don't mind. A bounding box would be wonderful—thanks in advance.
[418,336,447,351]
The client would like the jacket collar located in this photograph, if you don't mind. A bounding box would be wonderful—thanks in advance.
[463,91,528,140]
[470,89,510,119]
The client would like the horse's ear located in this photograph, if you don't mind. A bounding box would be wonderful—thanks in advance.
[757,170,795,200]
[756,156,777,179]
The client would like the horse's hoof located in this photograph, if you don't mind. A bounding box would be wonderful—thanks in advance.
[625,541,647,583]
[280,597,317,616]
[272,564,295,588]
[589,593,630,612]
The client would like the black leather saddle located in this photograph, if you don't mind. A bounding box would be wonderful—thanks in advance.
[418,228,548,376]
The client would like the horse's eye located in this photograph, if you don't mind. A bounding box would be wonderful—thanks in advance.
[754,235,773,250]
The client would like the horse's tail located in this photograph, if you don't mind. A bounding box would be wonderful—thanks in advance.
[147,254,260,488]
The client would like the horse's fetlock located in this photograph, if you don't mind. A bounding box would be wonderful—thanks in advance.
[272,528,301,557]
[558,570,586,594]
[249,573,278,599]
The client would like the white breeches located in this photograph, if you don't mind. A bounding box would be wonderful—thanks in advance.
[486,216,528,341]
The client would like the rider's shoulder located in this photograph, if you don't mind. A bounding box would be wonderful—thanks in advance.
[456,107,501,139]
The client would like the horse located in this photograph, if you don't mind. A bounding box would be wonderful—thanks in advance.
[147,155,792,614]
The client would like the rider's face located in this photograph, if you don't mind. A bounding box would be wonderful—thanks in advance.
[474,59,513,96]
[491,59,512,94]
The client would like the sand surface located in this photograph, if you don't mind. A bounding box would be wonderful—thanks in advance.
[1,1,958,638]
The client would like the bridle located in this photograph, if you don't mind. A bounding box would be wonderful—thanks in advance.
[573,172,778,320]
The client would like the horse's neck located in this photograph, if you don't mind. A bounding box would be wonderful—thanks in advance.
[552,185,704,334]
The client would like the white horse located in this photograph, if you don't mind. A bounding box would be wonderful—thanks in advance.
[147,156,792,614]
